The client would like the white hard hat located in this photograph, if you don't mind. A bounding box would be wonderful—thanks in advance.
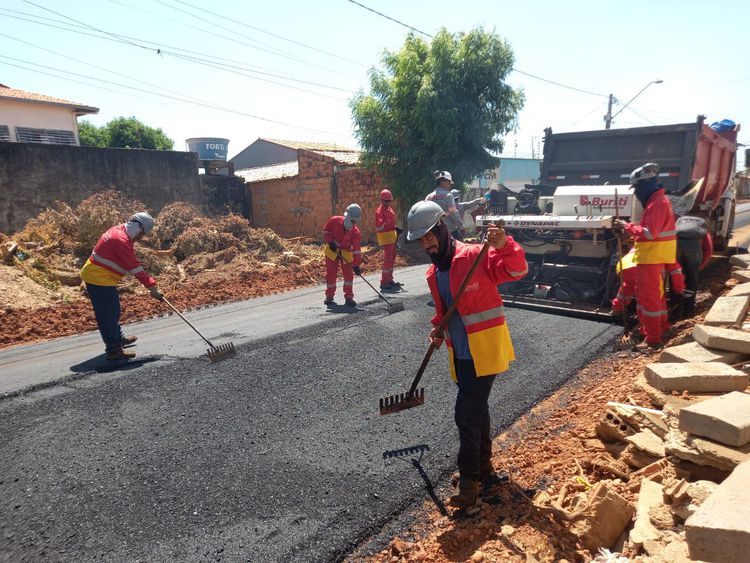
[130,212,154,234]
[629,162,659,185]
[407,200,445,241]
[433,170,453,184]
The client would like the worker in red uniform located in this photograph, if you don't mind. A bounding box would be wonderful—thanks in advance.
[375,189,403,291]
[673,215,713,316]
[323,203,362,307]
[80,212,163,360]
[407,200,528,509]
[612,247,685,322]
[614,163,677,350]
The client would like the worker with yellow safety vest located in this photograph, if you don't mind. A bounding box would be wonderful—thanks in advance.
[80,212,163,361]
[406,200,528,509]
[323,204,362,308]
[375,189,403,291]
[614,163,677,350]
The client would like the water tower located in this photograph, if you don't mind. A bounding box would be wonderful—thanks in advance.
[186,137,233,175]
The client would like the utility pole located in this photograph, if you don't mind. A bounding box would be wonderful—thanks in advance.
[604,94,614,130]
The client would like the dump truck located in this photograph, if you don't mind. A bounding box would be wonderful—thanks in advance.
[476,115,740,320]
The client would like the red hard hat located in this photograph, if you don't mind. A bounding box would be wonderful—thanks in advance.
[380,189,393,201]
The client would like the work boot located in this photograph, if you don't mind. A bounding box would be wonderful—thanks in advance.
[121,335,138,346]
[449,476,480,509]
[106,348,136,361]
[324,297,335,307]
[345,298,357,307]
[635,339,663,353]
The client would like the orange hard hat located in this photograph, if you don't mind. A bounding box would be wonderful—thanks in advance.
[380,189,393,201]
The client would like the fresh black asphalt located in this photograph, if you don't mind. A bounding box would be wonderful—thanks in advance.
[0,294,619,562]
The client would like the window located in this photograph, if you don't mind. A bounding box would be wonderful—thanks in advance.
[0,125,9,141]
[15,127,76,145]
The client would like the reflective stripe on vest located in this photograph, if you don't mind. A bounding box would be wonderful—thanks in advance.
[462,306,505,327]
[91,251,132,275]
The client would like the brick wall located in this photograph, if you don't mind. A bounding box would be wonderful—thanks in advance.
[245,149,400,243]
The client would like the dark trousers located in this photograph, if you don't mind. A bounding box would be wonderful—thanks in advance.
[676,244,702,313]
[454,358,495,481]
[85,283,124,352]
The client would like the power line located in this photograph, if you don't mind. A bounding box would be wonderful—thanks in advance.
[3,7,354,99]
[164,0,367,68]
[343,0,608,98]
[0,55,351,139]
[344,0,432,38]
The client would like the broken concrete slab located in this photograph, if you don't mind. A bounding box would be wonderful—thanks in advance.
[672,480,718,521]
[645,362,749,393]
[664,428,750,471]
[729,253,750,268]
[679,391,750,447]
[659,340,748,364]
[635,374,721,409]
[693,324,750,354]
[631,479,663,547]
[731,269,750,283]
[686,459,750,563]
[728,282,750,297]
[625,428,666,458]
[570,481,635,552]
[704,295,750,326]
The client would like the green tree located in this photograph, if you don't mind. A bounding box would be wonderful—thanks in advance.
[77,116,174,150]
[351,28,524,205]
[77,120,107,148]
[105,116,174,150]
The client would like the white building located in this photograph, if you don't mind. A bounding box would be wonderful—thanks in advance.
[0,84,98,145]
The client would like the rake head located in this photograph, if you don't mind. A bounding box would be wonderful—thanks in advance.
[207,342,237,363]
[387,301,405,314]
[379,387,425,415]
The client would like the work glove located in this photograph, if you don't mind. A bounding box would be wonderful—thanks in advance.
[395,227,403,235]
[352,265,361,276]
[328,241,338,252]
[148,286,164,301]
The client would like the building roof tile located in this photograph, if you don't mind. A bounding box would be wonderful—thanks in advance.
[0,85,98,114]
[235,161,299,183]
[262,138,356,152]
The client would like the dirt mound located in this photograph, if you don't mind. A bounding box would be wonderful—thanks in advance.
[153,202,207,250]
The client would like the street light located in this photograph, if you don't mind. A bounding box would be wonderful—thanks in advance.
[604,79,663,129]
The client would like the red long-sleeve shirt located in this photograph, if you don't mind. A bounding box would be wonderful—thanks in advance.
[80,224,156,287]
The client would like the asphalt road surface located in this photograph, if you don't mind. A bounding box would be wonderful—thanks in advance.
[0,268,619,562]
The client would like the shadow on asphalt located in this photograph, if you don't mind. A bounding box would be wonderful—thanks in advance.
[70,354,162,374]
[382,444,448,516]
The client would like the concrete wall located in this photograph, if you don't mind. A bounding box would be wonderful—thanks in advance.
[0,142,248,233]
[0,100,79,143]
[246,149,394,242]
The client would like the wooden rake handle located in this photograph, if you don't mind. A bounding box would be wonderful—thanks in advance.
[405,241,492,398]
[161,295,216,349]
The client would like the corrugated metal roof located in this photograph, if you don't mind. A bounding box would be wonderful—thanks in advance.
[235,161,299,183]
[0,85,98,114]
[262,138,356,152]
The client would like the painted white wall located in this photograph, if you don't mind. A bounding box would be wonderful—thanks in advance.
[0,100,80,143]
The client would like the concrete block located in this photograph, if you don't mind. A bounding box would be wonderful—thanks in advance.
[625,429,666,458]
[693,324,750,354]
[645,362,749,393]
[727,282,750,297]
[732,269,750,283]
[729,253,750,268]
[660,340,747,364]
[704,296,750,326]
[679,392,750,447]
[570,481,635,552]
[634,374,719,409]
[664,429,750,472]
[686,459,750,562]
[631,479,663,547]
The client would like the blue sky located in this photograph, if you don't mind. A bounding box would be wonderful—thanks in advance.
[1,0,747,161]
